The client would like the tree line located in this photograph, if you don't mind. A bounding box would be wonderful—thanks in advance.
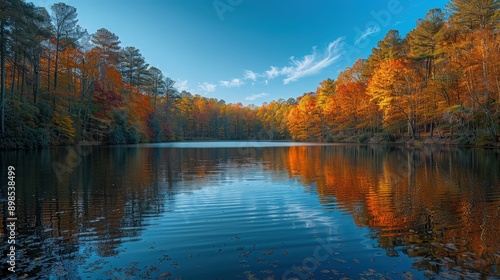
[288,0,499,145]
[0,0,498,149]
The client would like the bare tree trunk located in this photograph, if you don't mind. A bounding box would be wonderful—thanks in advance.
[33,49,40,103]
[20,54,26,99]
[54,39,59,92]
[10,52,17,96]
[82,85,94,141]
[47,47,51,96]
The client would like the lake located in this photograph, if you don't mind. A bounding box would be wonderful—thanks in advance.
[1,142,500,279]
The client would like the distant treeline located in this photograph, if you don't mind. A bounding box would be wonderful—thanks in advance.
[0,0,498,149]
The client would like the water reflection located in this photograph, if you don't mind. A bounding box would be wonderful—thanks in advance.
[281,145,500,277]
[1,143,499,278]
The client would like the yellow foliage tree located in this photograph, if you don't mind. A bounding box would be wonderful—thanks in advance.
[367,59,424,138]
[52,111,76,144]
[287,93,323,141]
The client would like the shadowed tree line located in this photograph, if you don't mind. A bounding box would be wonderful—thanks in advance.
[0,0,499,149]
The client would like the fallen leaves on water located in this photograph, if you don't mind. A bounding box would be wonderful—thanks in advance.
[264,250,274,255]
[157,271,172,279]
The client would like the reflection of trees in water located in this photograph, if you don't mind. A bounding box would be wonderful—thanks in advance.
[0,145,277,277]
[1,145,499,278]
[1,147,170,277]
[274,145,500,277]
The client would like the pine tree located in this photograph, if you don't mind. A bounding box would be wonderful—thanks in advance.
[50,3,85,93]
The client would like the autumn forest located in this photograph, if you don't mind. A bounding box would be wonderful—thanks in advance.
[0,0,499,149]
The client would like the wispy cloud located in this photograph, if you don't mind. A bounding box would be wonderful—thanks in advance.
[281,38,345,84]
[176,79,189,91]
[243,70,258,81]
[220,78,245,88]
[245,92,269,101]
[355,26,380,45]
[205,38,345,92]
[265,66,280,80]
[392,21,405,27]
[198,82,216,93]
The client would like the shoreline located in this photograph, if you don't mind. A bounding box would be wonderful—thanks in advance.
[366,136,500,149]
[2,137,500,151]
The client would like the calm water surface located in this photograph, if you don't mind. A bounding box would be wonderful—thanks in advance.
[1,142,500,279]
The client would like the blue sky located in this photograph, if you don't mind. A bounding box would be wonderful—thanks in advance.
[30,0,449,105]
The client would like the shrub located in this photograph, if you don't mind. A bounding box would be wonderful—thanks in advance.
[358,134,369,143]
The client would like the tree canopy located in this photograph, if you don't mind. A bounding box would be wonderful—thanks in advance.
[0,0,499,149]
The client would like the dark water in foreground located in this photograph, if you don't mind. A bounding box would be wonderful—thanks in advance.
[1,142,500,279]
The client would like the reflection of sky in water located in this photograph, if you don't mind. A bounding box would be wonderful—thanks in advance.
[77,163,426,279]
[2,144,499,279]
[135,141,332,148]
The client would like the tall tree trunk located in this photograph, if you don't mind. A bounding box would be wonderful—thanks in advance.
[408,120,415,139]
[52,39,59,107]
[15,54,20,92]
[77,77,86,119]
[82,86,94,141]
[33,49,40,103]
[54,39,59,91]
[47,47,51,95]
[20,55,26,99]
[10,52,16,96]
[480,35,497,140]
